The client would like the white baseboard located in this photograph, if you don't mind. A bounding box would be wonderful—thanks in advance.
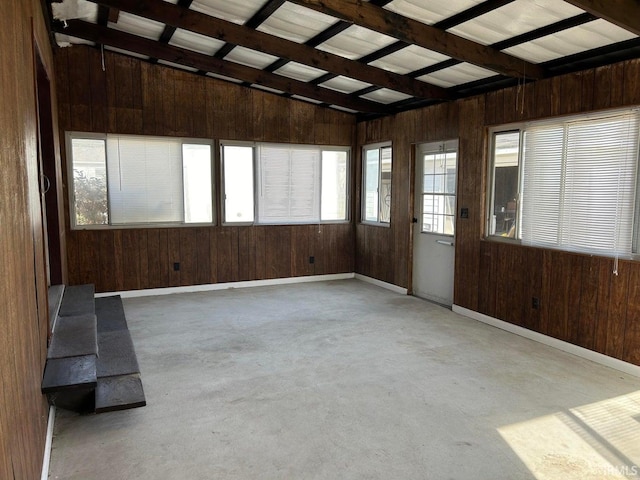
[354,274,408,295]
[453,305,640,378]
[95,273,355,298]
[41,405,55,480]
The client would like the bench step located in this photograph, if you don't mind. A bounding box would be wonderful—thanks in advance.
[47,314,97,359]
[59,284,95,317]
[95,296,129,332]
[95,375,146,413]
[97,330,140,377]
[42,286,146,414]
[41,355,97,393]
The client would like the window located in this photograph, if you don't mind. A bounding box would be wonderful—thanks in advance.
[488,108,640,257]
[419,141,457,235]
[222,143,349,225]
[68,133,213,228]
[363,143,392,225]
[222,144,254,223]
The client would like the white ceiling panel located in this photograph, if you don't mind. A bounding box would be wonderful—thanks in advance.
[449,0,584,45]
[274,62,328,82]
[251,84,285,95]
[317,25,397,60]
[418,62,496,87]
[158,59,199,72]
[369,45,450,74]
[52,0,98,22]
[224,46,280,69]
[360,88,413,104]
[108,12,165,41]
[190,0,266,25]
[385,0,484,26]
[55,33,95,48]
[291,95,323,104]
[104,46,150,60]
[504,19,638,64]
[321,76,371,94]
[205,72,244,83]
[257,2,338,43]
[330,105,358,114]
[169,29,226,56]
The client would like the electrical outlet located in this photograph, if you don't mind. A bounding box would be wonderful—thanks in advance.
[309,256,315,264]
[532,297,540,309]
[173,262,180,271]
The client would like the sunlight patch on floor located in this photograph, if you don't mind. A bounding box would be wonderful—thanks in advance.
[499,390,640,480]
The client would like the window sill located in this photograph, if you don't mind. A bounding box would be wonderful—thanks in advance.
[361,221,391,228]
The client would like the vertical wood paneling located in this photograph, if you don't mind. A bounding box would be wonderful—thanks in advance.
[59,46,357,295]
[1,1,56,477]
[593,257,613,355]
[606,260,630,359]
[194,227,211,285]
[174,72,194,137]
[623,262,640,364]
[167,229,181,287]
[238,227,257,281]
[577,256,602,350]
[178,228,197,287]
[623,59,640,105]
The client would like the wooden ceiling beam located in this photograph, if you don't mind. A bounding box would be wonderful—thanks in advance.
[562,0,640,36]
[287,0,546,79]
[89,0,451,100]
[52,20,391,114]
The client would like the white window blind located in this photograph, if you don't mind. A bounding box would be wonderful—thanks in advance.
[257,145,320,223]
[521,111,640,255]
[107,136,183,224]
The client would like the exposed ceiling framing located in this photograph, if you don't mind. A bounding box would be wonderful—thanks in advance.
[48,0,640,119]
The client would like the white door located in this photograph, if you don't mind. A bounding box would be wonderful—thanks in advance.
[412,140,458,306]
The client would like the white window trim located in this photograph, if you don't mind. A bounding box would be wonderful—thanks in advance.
[486,107,640,259]
[67,132,215,230]
[361,141,392,227]
[220,140,257,226]
[220,141,351,226]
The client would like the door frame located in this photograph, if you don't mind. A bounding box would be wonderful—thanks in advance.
[409,139,459,303]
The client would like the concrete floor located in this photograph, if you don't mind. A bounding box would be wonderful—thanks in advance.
[49,279,640,480]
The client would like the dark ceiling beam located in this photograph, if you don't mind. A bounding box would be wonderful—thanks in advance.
[434,0,517,30]
[264,21,351,73]
[562,0,640,36]
[287,0,546,79]
[214,0,285,59]
[158,0,193,43]
[97,5,119,25]
[89,0,451,99]
[52,19,391,114]
[491,12,596,50]
[406,12,597,79]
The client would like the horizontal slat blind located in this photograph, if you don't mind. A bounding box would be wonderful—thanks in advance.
[107,136,183,224]
[521,126,563,246]
[257,145,320,223]
[521,111,640,255]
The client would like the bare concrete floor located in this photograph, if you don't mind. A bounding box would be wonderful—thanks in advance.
[49,279,640,479]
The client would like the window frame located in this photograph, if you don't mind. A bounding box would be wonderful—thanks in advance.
[220,141,257,226]
[417,139,458,237]
[361,141,392,227]
[485,107,640,258]
[67,132,215,230]
[220,141,351,226]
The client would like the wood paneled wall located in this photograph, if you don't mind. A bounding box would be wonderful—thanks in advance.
[1,1,56,478]
[357,59,640,366]
[56,46,356,292]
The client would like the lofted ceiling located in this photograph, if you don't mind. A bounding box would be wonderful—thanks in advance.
[47,0,640,120]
